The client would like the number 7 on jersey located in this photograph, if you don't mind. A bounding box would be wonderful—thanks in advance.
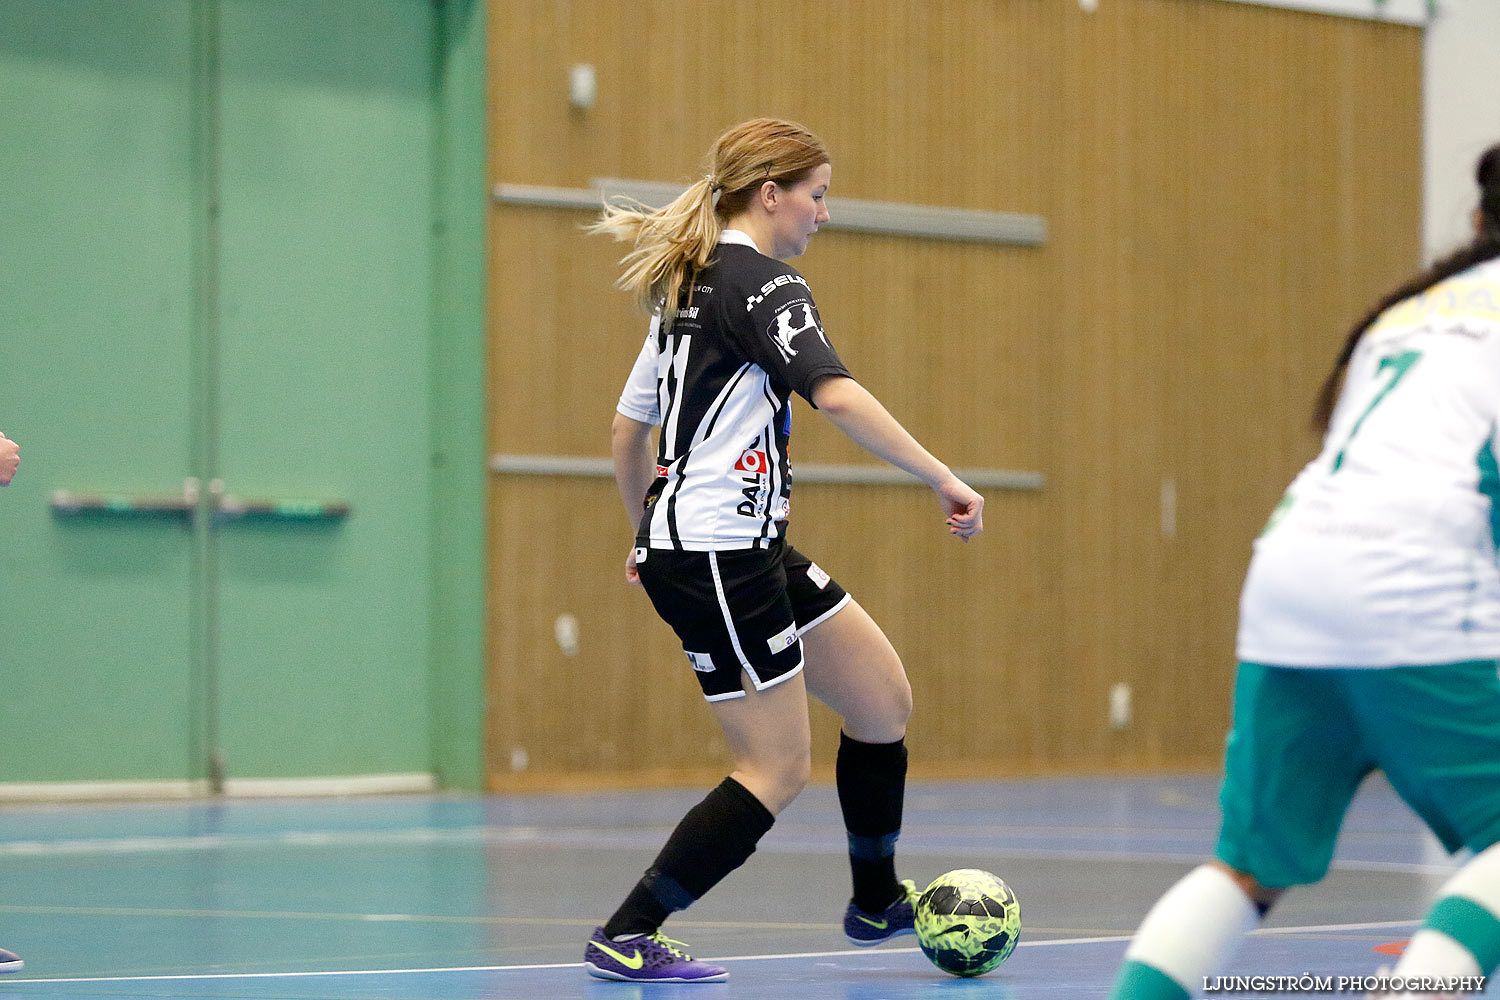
[1331,349,1422,472]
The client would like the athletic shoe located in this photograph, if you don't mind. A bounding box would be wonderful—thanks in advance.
[583,926,729,983]
[844,878,919,946]
[0,948,22,973]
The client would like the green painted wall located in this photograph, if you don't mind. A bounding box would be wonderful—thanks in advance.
[0,0,486,789]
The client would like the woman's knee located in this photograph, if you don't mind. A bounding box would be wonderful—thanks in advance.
[776,744,813,796]
[842,671,912,743]
[739,746,811,809]
[890,672,914,726]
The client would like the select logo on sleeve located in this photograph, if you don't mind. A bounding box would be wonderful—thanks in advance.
[806,563,831,590]
[766,623,799,654]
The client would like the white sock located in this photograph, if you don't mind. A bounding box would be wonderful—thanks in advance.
[1391,844,1500,985]
[1393,929,1482,980]
[1121,864,1263,995]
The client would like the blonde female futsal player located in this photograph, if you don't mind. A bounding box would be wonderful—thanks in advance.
[585,118,985,983]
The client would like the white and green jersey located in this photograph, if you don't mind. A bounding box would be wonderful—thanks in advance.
[1237,257,1500,668]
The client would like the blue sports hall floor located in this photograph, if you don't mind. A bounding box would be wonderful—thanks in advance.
[0,774,1459,999]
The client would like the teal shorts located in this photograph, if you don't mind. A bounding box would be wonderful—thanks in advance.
[1215,660,1500,888]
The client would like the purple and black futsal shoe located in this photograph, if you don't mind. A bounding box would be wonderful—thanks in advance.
[0,948,22,973]
[843,878,919,946]
[584,926,729,983]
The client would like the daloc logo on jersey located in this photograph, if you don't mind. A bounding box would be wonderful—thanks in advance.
[768,302,826,363]
[734,449,768,475]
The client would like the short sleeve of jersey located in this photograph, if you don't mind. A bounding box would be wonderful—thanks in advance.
[616,316,661,424]
[737,269,850,404]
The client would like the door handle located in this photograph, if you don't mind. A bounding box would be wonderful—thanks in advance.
[50,479,350,526]
[50,478,201,522]
[207,478,350,526]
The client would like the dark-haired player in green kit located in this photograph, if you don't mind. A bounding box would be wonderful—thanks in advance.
[1111,142,1500,1000]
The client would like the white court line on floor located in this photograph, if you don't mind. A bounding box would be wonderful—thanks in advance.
[1255,919,1419,936]
[0,828,1458,875]
[0,920,1415,985]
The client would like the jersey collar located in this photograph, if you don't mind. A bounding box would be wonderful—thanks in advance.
[718,229,762,254]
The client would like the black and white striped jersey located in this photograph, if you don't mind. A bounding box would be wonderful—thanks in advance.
[616,230,851,551]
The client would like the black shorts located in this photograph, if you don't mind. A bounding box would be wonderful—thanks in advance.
[635,540,851,701]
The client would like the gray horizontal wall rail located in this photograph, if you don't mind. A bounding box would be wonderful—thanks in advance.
[490,453,1043,491]
[493,178,1046,247]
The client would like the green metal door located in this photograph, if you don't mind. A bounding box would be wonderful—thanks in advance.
[0,2,202,785]
[0,1,439,789]
[212,0,434,782]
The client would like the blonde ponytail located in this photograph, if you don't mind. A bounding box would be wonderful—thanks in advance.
[590,177,723,326]
[591,118,830,331]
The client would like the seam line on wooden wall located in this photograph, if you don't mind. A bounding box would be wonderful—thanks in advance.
[493,180,1047,247]
[490,453,1043,491]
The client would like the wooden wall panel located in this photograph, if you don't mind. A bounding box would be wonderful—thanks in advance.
[485,0,1422,789]
[1044,0,1423,761]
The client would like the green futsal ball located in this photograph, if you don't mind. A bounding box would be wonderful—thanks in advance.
[914,868,1021,977]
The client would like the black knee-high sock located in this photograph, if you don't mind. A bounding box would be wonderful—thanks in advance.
[836,731,908,913]
[603,776,775,939]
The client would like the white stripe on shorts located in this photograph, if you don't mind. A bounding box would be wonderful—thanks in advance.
[748,653,805,693]
[708,551,761,688]
[800,592,852,635]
